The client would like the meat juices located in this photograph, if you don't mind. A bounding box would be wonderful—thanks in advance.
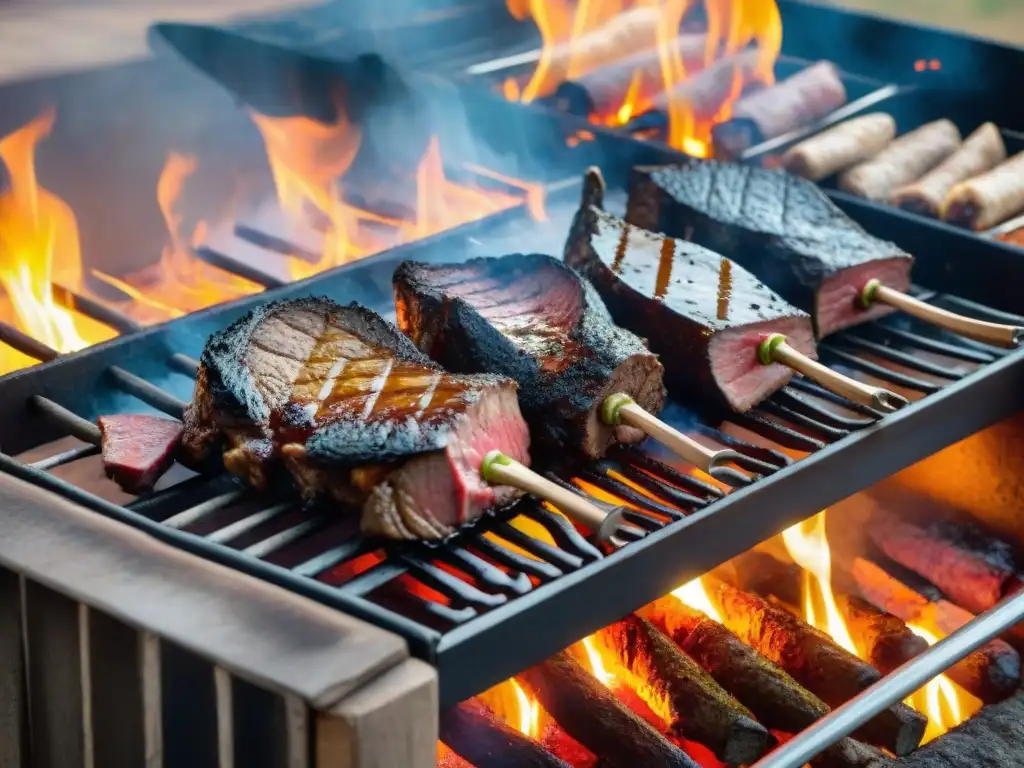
[98,414,183,494]
[565,167,816,414]
[943,151,1024,231]
[713,61,849,156]
[393,254,666,459]
[781,112,897,182]
[181,297,531,541]
[838,118,962,202]
[892,122,1008,218]
[626,161,914,338]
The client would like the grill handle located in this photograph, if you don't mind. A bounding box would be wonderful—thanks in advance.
[481,451,625,543]
[751,588,1024,768]
[862,280,1024,348]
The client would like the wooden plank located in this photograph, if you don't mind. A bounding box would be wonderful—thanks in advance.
[0,568,26,768]
[315,659,437,768]
[24,581,88,768]
[0,472,407,708]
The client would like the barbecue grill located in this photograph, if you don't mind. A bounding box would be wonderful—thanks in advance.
[4,1,1024,766]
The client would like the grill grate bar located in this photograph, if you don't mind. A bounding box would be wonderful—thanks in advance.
[937,294,1024,326]
[868,325,996,364]
[31,396,101,445]
[835,334,966,380]
[241,517,328,559]
[439,548,533,595]
[596,459,710,510]
[734,411,826,452]
[292,538,373,578]
[340,560,409,597]
[774,387,877,431]
[402,557,509,608]
[205,502,293,545]
[575,468,687,520]
[823,347,941,393]
[194,246,286,289]
[0,322,60,363]
[784,379,882,419]
[107,367,186,419]
[53,284,144,335]
[169,354,201,377]
[235,224,320,263]
[30,444,100,472]
[488,520,584,572]
[523,504,604,563]
[163,489,248,529]
[757,400,851,442]
[466,534,565,581]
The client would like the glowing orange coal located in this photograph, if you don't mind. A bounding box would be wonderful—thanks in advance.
[505,0,782,156]
[0,110,113,374]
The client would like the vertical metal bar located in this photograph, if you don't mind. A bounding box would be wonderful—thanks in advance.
[78,605,94,768]
[0,568,27,767]
[214,667,234,768]
[284,695,310,768]
[140,632,163,768]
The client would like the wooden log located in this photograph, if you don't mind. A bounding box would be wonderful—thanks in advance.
[866,512,1024,616]
[713,583,927,756]
[518,651,700,768]
[640,597,887,768]
[439,699,571,768]
[897,691,1024,768]
[852,558,1021,705]
[595,615,773,764]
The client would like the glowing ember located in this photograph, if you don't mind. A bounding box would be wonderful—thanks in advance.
[672,576,724,622]
[512,679,542,738]
[581,636,617,687]
[0,110,112,372]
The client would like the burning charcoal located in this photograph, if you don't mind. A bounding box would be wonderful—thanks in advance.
[564,167,816,414]
[892,123,1007,218]
[625,161,913,339]
[550,34,709,118]
[781,113,898,182]
[712,61,849,157]
[98,414,183,494]
[898,691,1024,768]
[595,615,774,764]
[440,700,571,767]
[640,597,888,768]
[518,651,700,768]
[393,254,665,459]
[942,151,1024,231]
[180,297,531,541]
[838,119,962,203]
[852,558,1021,705]
[712,582,927,755]
[865,513,1023,616]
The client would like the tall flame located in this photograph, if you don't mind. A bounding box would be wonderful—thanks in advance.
[903,623,966,743]
[581,636,617,687]
[0,110,98,365]
[511,679,541,738]
[672,576,724,622]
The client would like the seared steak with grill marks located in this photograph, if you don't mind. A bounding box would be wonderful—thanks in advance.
[625,161,914,338]
[181,297,530,540]
[565,168,816,414]
[393,254,666,458]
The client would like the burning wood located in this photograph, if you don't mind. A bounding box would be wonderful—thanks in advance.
[898,691,1024,768]
[518,650,700,768]
[594,614,774,764]
[713,581,927,755]
[440,699,570,767]
[852,557,1020,705]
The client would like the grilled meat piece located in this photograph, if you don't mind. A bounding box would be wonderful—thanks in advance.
[625,160,914,338]
[181,297,530,540]
[99,414,183,494]
[393,253,666,458]
[565,167,816,414]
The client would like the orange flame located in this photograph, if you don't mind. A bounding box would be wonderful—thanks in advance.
[672,576,724,622]
[477,678,543,740]
[903,622,974,744]
[0,110,111,372]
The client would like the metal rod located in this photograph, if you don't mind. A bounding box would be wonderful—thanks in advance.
[52,284,144,335]
[168,353,200,377]
[481,451,624,543]
[30,396,102,444]
[162,489,247,529]
[30,443,100,471]
[863,280,1024,348]
[193,246,285,289]
[759,334,909,413]
[0,322,59,362]
[751,589,1024,768]
[601,394,752,486]
[107,366,186,419]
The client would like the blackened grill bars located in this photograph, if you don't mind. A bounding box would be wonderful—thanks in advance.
[0,169,1023,704]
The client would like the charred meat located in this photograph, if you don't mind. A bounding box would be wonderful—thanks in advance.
[99,414,183,494]
[625,161,914,338]
[181,297,530,540]
[393,253,666,458]
[565,167,816,414]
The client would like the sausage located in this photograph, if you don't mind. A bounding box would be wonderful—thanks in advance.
[942,151,1024,231]
[891,122,1007,218]
[635,48,762,124]
[713,61,848,155]
[838,119,962,202]
[781,113,897,181]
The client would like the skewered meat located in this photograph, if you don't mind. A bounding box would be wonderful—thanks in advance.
[180,297,530,540]
[393,254,665,458]
[892,122,1007,218]
[942,151,1024,231]
[713,61,848,156]
[625,160,914,337]
[565,167,816,413]
[837,119,962,202]
[98,414,183,494]
[781,113,897,182]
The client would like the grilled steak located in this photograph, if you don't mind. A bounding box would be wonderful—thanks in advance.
[393,253,666,459]
[625,161,914,338]
[565,168,816,414]
[99,414,183,494]
[181,297,530,540]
